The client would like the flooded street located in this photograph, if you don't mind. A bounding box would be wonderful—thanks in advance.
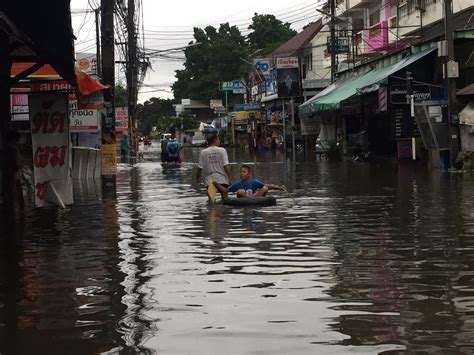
[2,146,474,354]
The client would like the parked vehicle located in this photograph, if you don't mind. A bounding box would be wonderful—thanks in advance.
[191,135,206,147]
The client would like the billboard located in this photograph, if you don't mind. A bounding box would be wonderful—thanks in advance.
[276,57,301,98]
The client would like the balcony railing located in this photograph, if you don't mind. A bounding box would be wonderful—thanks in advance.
[366,20,389,52]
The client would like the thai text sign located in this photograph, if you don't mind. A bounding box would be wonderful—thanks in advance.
[101,143,117,175]
[70,109,101,132]
[29,93,72,207]
[115,107,129,132]
[220,81,233,91]
[390,84,431,104]
[276,57,299,69]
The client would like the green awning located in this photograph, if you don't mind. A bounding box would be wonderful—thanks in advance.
[300,48,436,115]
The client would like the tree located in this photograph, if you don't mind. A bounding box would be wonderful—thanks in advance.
[114,82,127,107]
[171,14,297,104]
[172,23,248,101]
[136,97,176,136]
[247,14,296,54]
[159,113,198,132]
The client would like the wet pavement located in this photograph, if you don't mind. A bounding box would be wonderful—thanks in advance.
[2,144,474,354]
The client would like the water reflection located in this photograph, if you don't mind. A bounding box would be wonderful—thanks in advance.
[2,149,474,354]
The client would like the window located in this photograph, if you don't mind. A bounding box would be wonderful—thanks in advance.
[369,10,380,26]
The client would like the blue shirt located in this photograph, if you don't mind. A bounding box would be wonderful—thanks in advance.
[228,178,264,194]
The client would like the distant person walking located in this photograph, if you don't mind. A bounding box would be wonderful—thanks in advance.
[120,134,129,160]
[165,134,183,163]
[196,133,231,201]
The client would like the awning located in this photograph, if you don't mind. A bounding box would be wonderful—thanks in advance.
[458,83,474,96]
[299,48,436,117]
[1,1,76,86]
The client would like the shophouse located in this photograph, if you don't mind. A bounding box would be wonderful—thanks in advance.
[299,1,474,164]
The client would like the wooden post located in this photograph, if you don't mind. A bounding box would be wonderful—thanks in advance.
[0,32,16,219]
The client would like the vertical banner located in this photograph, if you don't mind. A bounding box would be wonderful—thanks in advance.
[276,57,301,98]
[29,93,73,207]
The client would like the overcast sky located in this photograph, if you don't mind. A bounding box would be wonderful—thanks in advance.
[71,0,323,103]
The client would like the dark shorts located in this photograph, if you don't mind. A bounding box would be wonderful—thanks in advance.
[208,183,228,192]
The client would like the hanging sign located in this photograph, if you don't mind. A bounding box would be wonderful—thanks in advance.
[70,109,101,132]
[29,93,73,207]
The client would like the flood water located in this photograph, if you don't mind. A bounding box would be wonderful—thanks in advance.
[2,145,474,354]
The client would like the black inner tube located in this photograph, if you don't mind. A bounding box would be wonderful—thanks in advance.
[223,196,277,206]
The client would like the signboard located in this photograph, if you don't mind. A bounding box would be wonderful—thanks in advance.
[327,37,350,54]
[232,80,246,94]
[276,57,299,69]
[253,59,271,75]
[29,93,73,207]
[390,84,431,104]
[10,88,30,121]
[76,53,98,75]
[101,144,117,175]
[210,99,223,109]
[233,111,262,121]
[277,66,301,98]
[115,107,129,132]
[220,81,233,91]
[234,103,260,112]
[214,107,227,114]
[70,109,101,132]
[266,71,277,96]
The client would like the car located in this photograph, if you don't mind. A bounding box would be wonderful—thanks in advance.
[191,135,206,147]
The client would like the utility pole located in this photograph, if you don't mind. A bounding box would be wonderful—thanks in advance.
[444,0,460,168]
[101,0,117,186]
[127,0,138,158]
[95,8,102,78]
[329,0,336,83]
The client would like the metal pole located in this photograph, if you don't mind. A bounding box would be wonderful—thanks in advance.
[282,101,286,152]
[444,0,460,168]
[128,0,138,158]
[291,98,296,161]
[330,0,336,83]
[225,90,228,112]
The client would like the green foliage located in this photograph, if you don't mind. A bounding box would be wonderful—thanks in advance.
[172,14,296,103]
[324,140,342,162]
[172,23,248,101]
[159,113,199,132]
[456,151,474,172]
[136,97,176,136]
[247,14,296,54]
[114,82,127,107]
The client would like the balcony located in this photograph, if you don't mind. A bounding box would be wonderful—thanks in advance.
[346,0,373,10]
[366,20,389,52]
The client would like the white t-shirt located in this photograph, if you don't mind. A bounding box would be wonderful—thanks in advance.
[198,146,230,184]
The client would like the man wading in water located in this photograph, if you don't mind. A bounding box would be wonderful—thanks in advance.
[196,133,231,202]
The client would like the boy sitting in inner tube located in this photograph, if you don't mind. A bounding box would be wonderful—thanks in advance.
[214,164,285,199]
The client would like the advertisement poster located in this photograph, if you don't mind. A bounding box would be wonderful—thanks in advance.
[276,57,301,98]
[29,93,73,207]
[115,107,129,132]
[70,109,101,132]
[101,144,117,175]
